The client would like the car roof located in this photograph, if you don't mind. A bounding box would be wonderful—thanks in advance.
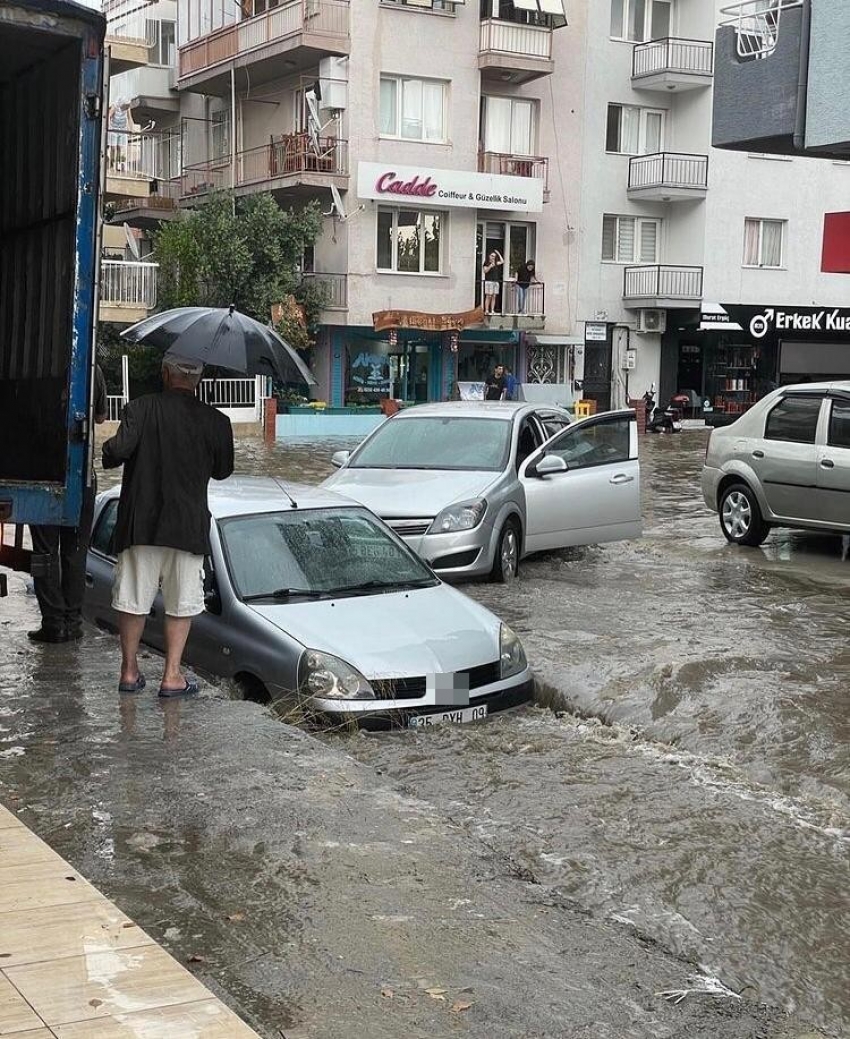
[389,401,566,420]
[779,380,850,394]
[100,476,360,519]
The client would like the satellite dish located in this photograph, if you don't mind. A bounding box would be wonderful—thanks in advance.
[124,223,141,260]
[330,184,346,221]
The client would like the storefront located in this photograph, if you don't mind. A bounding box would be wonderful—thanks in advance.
[661,303,850,423]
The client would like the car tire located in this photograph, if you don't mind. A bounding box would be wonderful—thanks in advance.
[490,517,521,583]
[719,482,769,547]
[235,673,271,705]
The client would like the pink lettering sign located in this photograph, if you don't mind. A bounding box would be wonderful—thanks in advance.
[375,171,438,198]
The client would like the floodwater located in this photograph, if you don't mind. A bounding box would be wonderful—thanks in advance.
[4,431,850,1036]
[235,432,850,1034]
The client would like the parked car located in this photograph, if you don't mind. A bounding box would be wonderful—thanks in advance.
[322,402,642,581]
[83,478,533,728]
[702,381,850,546]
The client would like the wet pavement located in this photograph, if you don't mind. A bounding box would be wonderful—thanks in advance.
[1,432,848,1037]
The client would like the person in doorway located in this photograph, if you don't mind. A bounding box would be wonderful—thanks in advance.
[102,355,234,697]
[28,365,108,643]
[482,250,503,316]
[484,363,507,401]
[514,259,538,314]
[504,366,518,401]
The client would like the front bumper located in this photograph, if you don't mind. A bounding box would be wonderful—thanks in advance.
[399,524,495,578]
[311,671,534,731]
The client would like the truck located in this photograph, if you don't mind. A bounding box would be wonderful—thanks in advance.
[0,0,106,585]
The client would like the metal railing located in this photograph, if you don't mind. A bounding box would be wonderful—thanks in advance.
[623,265,703,300]
[107,395,125,422]
[181,136,348,196]
[302,272,348,309]
[478,150,549,186]
[100,260,159,308]
[106,130,172,180]
[720,0,801,59]
[105,8,153,43]
[179,0,350,79]
[482,280,545,318]
[479,18,553,61]
[632,38,714,77]
[628,152,709,190]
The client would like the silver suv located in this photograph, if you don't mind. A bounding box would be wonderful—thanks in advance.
[702,381,850,546]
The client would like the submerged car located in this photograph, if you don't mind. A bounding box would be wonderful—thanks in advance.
[702,381,850,546]
[83,478,532,727]
[322,402,641,581]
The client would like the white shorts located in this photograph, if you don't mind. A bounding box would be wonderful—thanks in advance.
[484,280,499,294]
[113,546,205,618]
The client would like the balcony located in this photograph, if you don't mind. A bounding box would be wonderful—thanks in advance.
[181,136,348,199]
[105,12,150,75]
[632,38,714,92]
[104,131,170,202]
[478,151,549,195]
[627,152,709,202]
[100,260,158,325]
[111,181,181,230]
[178,0,350,96]
[478,18,554,84]
[302,272,347,310]
[482,281,545,332]
[623,265,703,308]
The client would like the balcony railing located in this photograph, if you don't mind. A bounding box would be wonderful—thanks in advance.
[181,136,347,196]
[302,272,348,310]
[483,280,545,318]
[106,131,175,181]
[106,395,125,422]
[628,152,709,191]
[179,0,350,80]
[479,18,553,62]
[623,265,703,301]
[632,38,714,78]
[101,260,159,308]
[478,150,548,188]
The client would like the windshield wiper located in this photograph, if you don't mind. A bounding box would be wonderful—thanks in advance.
[323,578,437,597]
[242,587,321,602]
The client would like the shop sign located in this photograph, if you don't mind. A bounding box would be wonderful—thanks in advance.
[357,162,544,213]
[373,307,485,333]
[584,322,608,342]
[723,304,850,340]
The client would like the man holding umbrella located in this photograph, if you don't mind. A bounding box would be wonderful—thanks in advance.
[102,355,234,696]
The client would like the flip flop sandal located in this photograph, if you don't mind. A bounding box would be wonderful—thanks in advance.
[118,674,146,694]
[158,675,199,698]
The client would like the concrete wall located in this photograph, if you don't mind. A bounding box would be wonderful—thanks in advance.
[805,0,850,151]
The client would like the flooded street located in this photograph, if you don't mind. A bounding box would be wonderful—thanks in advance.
[2,431,848,1037]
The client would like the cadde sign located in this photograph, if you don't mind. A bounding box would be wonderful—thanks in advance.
[357,161,544,213]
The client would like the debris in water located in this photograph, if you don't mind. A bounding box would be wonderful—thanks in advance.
[657,975,742,1005]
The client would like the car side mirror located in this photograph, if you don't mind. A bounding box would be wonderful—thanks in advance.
[534,454,568,478]
[331,450,351,469]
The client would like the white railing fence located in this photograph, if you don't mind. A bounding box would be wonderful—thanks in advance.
[720,0,802,59]
[198,375,272,421]
[100,261,159,308]
[107,395,125,422]
[479,18,553,60]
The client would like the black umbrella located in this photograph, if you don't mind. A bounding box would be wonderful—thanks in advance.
[120,305,316,385]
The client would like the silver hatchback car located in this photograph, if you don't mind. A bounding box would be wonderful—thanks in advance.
[323,402,642,581]
[702,381,850,546]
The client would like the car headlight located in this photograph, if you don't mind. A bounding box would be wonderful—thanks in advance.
[500,623,527,680]
[429,498,487,534]
[300,650,375,700]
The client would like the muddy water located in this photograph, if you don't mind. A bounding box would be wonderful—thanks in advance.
[233,432,850,1035]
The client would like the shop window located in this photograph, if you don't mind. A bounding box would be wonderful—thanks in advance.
[377,207,444,274]
[743,218,785,268]
[829,400,850,449]
[765,395,822,444]
[379,76,447,143]
[602,215,659,263]
[610,0,672,42]
[605,104,664,155]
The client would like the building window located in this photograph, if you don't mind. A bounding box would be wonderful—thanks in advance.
[480,96,537,155]
[379,76,447,142]
[602,215,659,263]
[605,104,664,154]
[211,110,230,161]
[377,207,444,274]
[381,0,459,11]
[610,0,672,42]
[743,218,784,268]
[146,19,176,66]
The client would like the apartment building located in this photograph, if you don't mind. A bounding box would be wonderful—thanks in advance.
[108,0,850,415]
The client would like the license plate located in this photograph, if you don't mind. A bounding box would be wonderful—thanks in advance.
[408,705,488,728]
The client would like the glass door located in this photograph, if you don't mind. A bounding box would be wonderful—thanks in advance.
[476,220,506,310]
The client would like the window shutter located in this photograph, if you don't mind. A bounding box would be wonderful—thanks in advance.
[639,220,657,262]
[618,217,636,262]
[602,215,617,260]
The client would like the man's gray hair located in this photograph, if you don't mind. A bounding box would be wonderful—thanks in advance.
[162,354,205,377]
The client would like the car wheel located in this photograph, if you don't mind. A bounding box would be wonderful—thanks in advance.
[491,518,521,583]
[235,673,271,705]
[719,483,769,547]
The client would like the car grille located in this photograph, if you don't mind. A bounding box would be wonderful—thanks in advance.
[386,518,433,537]
[372,661,502,701]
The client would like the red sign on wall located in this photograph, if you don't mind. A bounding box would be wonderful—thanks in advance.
[822,212,850,274]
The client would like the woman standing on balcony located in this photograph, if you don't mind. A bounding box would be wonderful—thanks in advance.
[482,250,503,316]
[514,259,538,314]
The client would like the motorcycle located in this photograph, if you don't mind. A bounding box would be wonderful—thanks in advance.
[642,388,682,434]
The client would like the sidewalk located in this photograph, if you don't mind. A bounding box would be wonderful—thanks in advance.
[0,803,260,1038]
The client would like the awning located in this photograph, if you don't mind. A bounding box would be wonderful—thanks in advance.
[512,0,567,28]
[526,333,584,346]
[699,302,743,332]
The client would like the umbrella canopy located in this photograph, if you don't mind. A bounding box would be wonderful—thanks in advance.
[121,306,316,385]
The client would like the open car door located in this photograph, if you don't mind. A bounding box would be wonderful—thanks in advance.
[519,409,641,552]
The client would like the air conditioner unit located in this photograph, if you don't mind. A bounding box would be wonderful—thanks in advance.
[318,56,348,112]
[637,308,666,334]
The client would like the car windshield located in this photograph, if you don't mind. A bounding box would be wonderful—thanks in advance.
[218,508,438,601]
[350,416,512,471]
